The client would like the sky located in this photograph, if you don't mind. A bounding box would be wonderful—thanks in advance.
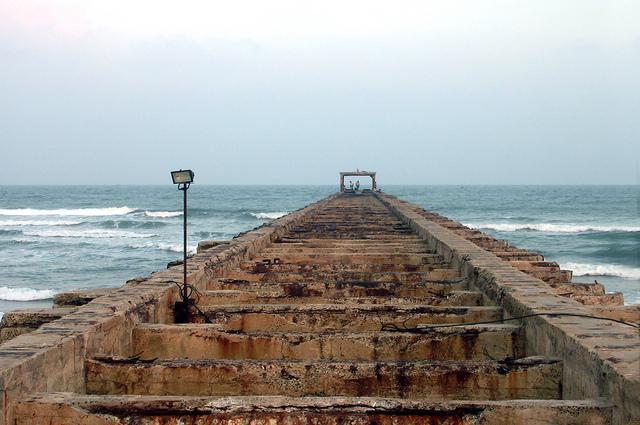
[0,0,639,185]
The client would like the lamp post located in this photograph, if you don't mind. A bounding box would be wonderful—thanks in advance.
[171,169,194,323]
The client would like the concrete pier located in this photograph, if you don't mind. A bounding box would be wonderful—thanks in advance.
[1,192,638,424]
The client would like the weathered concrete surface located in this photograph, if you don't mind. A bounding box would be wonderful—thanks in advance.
[197,289,484,306]
[567,292,626,306]
[253,252,446,265]
[377,193,639,424]
[197,239,230,254]
[52,288,115,307]
[220,268,462,284]
[15,393,612,425]
[408,207,626,307]
[2,191,636,424]
[590,305,640,323]
[0,307,76,343]
[208,276,466,295]
[86,356,562,399]
[0,195,336,425]
[193,304,503,329]
[132,323,523,361]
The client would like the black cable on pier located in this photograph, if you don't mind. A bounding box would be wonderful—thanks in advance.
[381,312,639,333]
[171,281,212,324]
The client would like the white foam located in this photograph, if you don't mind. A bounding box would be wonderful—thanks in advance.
[0,207,135,217]
[23,229,154,239]
[157,242,185,253]
[144,211,182,218]
[564,262,640,280]
[0,220,82,226]
[0,286,56,301]
[129,242,196,253]
[251,212,288,220]
[466,223,640,233]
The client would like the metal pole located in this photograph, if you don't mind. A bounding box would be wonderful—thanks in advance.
[183,185,188,302]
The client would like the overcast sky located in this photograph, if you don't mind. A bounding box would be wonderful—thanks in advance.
[1,1,638,184]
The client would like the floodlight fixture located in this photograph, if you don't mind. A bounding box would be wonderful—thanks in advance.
[171,169,194,186]
[171,169,195,322]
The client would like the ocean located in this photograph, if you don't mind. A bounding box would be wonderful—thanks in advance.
[0,185,638,317]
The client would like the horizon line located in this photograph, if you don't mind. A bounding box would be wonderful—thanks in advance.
[1,183,637,187]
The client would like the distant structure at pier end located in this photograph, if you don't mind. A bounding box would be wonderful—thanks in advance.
[339,170,377,192]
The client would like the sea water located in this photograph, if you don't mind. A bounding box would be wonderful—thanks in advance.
[0,185,637,318]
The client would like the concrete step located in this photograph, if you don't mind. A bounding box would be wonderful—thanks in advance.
[289,224,410,231]
[286,231,417,238]
[296,217,403,222]
[273,240,426,248]
[86,357,562,400]
[518,260,557,269]
[588,305,640,323]
[52,288,114,307]
[206,279,468,297]
[276,237,424,244]
[192,304,503,331]
[493,252,545,262]
[222,269,462,284]
[198,289,484,306]
[294,219,408,225]
[196,240,229,253]
[570,293,625,306]
[132,324,523,361]
[15,393,612,424]
[451,229,483,238]
[551,282,606,296]
[526,269,573,284]
[286,230,416,238]
[468,238,509,250]
[0,307,76,344]
[251,253,445,265]
[509,261,560,271]
[237,261,452,273]
[261,246,432,254]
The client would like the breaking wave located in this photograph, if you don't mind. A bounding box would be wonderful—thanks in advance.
[564,262,640,280]
[0,220,82,226]
[250,212,288,220]
[144,211,182,218]
[0,286,56,301]
[98,220,167,229]
[128,242,196,253]
[0,207,135,217]
[23,229,154,239]
[466,223,640,233]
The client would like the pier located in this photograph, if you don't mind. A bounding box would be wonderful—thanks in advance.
[0,188,638,424]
